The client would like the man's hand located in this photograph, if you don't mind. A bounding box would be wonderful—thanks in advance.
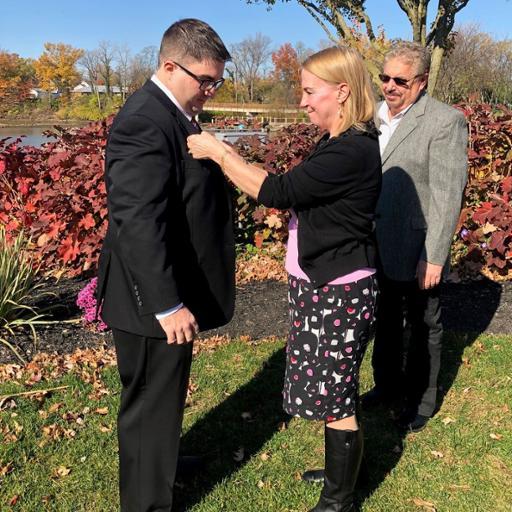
[158,307,199,345]
[416,260,443,290]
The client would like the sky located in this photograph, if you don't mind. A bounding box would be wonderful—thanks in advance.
[1,0,511,60]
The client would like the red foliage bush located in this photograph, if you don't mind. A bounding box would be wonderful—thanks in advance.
[452,102,512,279]
[0,119,318,278]
[0,117,112,277]
[234,123,319,247]
[2,103,510,282]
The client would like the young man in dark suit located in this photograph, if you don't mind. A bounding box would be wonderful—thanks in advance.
[96,19,235,511]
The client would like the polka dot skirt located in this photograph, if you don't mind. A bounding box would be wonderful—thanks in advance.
[283,274,378,422]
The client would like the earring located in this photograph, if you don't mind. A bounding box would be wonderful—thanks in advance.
[337,102,344,118]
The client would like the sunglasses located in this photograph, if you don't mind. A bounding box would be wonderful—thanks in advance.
[379,73,423,88]
[173,61,225,91]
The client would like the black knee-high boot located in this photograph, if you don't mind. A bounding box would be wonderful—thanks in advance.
[309,426,363,512]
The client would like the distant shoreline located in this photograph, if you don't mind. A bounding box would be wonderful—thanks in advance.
[0,118,90,128]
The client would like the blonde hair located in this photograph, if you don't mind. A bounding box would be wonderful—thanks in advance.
[302,46,375,136]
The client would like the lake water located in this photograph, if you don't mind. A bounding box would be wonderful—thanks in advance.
[0,125,266,149]
[0,126,59,147]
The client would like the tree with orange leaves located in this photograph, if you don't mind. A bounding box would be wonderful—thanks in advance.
[271,43,302,105]
[0,51,35,114]
[34,43,84,98]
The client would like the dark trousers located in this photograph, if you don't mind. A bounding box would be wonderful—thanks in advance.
[112,328,193,512]
[372,274,442,417]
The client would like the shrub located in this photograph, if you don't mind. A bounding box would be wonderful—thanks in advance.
[234,123,319,247]
[0,226,47,363]
[452,102,512,279]
[2,104,510,282]
[0,117,111,278]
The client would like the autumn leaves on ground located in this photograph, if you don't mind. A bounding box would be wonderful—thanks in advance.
[0,329,511,511]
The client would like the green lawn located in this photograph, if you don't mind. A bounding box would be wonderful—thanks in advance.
[1,333,511,511]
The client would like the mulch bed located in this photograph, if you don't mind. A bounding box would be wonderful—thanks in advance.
[1,276,511,366]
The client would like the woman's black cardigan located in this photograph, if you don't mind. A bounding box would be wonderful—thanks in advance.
[257,126,382,287]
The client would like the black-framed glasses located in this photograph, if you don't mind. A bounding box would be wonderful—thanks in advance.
[379,73,423,88]
[173,61,225,91]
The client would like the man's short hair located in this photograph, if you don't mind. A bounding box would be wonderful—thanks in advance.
[159,18,231,66]
[384,41,431,75]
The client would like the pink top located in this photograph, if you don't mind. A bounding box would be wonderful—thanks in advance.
[285,211,375,285]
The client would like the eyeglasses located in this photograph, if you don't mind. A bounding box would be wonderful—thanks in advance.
[379,73,423,88]
[173,61,225,91]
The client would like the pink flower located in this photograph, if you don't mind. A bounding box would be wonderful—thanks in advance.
[76,277,107,331]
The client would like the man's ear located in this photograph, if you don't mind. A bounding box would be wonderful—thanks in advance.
[419,73,429,91]
[162,60,176,74]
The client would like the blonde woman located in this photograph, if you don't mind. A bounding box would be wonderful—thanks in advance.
[188,46,381,511]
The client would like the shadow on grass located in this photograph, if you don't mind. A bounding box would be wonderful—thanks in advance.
[358,276,502,506]
[438,276,502,407]
[174,346,289,511]
[172,278,502,509]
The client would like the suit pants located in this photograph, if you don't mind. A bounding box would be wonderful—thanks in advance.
[112,328,193,512]
[372,274,442,417]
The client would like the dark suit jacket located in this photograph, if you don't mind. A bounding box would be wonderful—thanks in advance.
[97,80,235,338]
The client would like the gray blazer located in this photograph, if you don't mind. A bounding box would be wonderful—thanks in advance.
[375,93,468,281]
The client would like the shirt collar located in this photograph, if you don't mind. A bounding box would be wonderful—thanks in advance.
[151,74,192,122]
[378,101,414,124]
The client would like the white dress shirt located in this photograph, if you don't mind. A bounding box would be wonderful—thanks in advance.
[377,101,414,155]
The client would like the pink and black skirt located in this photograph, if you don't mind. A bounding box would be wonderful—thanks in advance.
[283,274,378,422]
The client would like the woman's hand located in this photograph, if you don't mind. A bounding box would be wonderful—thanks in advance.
[187,132,225,162]
[189,131,267,199]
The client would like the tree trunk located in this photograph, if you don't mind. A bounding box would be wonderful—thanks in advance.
[428,45,445,96]
[95,89,101,111]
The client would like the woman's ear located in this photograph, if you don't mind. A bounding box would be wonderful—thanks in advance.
[337,83,350,104]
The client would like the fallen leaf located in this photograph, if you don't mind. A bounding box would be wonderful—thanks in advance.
[48,402,63,413]
[95,407,109,415]
[99,424,112,433]
[449,484,471,491]
[0,462,14,477]
[482,222,498,234]
[430,450,444,458]
[257,480,265,489]
[260,452,270,461]
[53,466,71,478]
[442,417,456,426]
[490,433,503,441]
[9,495,19,506]
[264,214,282,229]
[411,497,437,511]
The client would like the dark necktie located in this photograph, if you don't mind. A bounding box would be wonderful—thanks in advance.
[190,117,201,133]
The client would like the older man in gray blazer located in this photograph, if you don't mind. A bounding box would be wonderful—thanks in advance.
[365,42,468,432]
